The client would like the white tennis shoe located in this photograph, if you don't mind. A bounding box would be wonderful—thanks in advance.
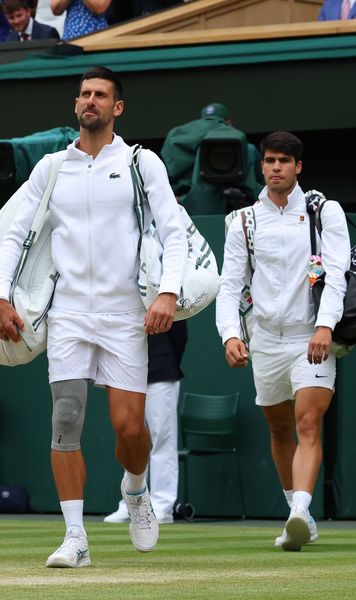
[275,514,318,548]
[277,512,316,551]
[121,478,159,552]
[46,526,91,568]
[103,502,129,523]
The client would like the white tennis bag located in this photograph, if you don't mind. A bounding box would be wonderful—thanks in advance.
[130,146,220,320]
[0,153,63,366]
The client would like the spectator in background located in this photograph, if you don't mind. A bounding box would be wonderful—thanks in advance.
[50,0,109,40]
[3,0,59,40]
[0,5,11,40]
[35,0,65,37]
[318,0,356,20]
[104,321,188,525]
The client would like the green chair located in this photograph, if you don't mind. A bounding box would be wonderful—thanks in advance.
[178,392,245,516]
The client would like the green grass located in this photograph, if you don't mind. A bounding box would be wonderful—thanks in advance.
[0,518,356,599]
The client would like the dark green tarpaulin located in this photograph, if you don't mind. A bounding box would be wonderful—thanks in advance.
[0,34,356,80]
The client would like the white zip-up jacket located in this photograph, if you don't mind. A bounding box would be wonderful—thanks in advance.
[0,135,187,314]
[216,183,350,343]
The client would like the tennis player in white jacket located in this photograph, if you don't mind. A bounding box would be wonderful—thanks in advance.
[216,131,350,551]
[0,66,187,566]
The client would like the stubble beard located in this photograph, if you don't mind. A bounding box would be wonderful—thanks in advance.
[78,113,106,132]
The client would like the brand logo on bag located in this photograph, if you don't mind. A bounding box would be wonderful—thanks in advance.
[176,291,207,312]
[244,207,255,252]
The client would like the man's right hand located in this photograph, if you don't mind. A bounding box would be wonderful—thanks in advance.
[0,299,25,343]
[225,337,249,368]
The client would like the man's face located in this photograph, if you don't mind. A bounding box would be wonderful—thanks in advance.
[75,78,124,132]
[262,151,302,195]
[5,8,31,32]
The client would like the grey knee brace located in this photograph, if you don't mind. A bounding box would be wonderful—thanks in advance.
[51,379,88,451]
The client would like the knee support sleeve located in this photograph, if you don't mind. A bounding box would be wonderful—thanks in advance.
[51,379,88,451]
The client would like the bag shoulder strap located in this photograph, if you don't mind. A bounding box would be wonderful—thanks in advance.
[30,152,64,244]
[241,205,256,275]
[10,152,64,300]
[305,190,328,255]
[129,144,147,236]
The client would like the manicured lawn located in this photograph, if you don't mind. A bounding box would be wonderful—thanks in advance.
[0,518,355,599]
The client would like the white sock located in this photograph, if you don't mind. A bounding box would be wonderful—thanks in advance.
[60,499,86,536]
[124,470,146,495]
[291,490,312,515]
[283,489,293,508]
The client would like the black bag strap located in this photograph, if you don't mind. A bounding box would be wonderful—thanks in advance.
[305,192,326,255]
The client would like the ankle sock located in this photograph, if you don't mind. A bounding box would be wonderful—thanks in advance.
[124,470,146,495]
[60,499,86,536]
[291,490,312,515]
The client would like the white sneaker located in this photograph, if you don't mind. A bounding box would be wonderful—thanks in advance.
[121,479,159,552]
[103,503,129,523]
[279,512,312,551]
[155,511,174,524]
[46,527,91,568]
[274,514,318,547]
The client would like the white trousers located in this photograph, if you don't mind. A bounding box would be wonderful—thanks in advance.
[145,380,180,514]
[118,379,180,516]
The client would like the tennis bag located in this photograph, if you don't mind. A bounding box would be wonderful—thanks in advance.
[306,191,356,349]
[0,153,63,366]
[129,145,220,320]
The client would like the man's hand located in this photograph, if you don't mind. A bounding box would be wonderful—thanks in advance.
[307,326,332,364]
[144,292,177,335]
[225,337,249,368]
[0,299,24,343]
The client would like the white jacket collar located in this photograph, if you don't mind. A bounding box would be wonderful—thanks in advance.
[259,182,304,211]
[66,133,125,159]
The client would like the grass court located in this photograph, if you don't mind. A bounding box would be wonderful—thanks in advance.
[1,517,356,599]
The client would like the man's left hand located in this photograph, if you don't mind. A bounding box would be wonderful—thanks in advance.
[307,326,332,364]
[144,292,177,334]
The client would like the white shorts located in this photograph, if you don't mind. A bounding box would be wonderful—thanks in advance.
[47,309,148,393]
[249,331,336,407]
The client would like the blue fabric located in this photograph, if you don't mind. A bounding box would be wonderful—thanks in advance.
[318,0,356,20]
[0,11,10,42]
[63,0,108,40]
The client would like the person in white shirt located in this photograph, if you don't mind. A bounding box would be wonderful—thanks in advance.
[0,65,187,567]
[216,131,350,551]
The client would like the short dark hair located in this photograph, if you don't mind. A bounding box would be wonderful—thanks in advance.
[2,0,30,13]
[79,66,123,101]
[260,131,303,162]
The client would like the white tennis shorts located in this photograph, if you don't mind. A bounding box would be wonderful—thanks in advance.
[47,309,148,393]
[249,330,336,406]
